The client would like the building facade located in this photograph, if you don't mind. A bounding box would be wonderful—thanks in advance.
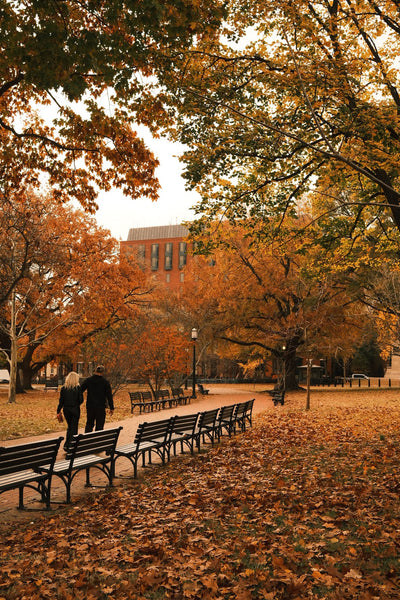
[120,224,191,290]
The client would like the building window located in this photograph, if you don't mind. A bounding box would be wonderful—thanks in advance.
[180,272,185,283]
[166,273,170,283]
[164,242,173,270]
[151,244,159,270]
[137,244,145,261]
[179,242,187,269]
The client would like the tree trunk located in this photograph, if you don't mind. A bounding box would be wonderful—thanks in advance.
[16,367,26,394]
[283,343,300,391]
[19,360,38,391]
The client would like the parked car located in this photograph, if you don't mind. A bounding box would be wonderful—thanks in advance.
[0,369,9,383]
[351,373,369,380]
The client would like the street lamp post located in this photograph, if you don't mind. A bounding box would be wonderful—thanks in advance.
[191,328,198,399]
[282,345,286,391]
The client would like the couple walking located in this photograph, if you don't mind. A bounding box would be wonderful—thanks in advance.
[56,365,114,451]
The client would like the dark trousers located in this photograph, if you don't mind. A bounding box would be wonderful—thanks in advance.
[85,404,106,433]
[63,408,80,450]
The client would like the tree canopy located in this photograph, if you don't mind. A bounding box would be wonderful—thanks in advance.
[0,189,153,401]
[163,0,400,235]
[1,0,224,209]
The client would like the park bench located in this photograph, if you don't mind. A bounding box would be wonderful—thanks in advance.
[45,379,59,391]
[0,437,63,510]
[171,387,190,406]
[270,390,285,406]
[216,404,237,440]
[196,408,220,449]
[113,418,173,478]
[154,388,173,409]
[40,427,122,503]
[141,390,159,412]
[129,391,145,414]
[169,413,200,457]
[233,399,255,432]
[115,401,255,478]
[197,383,210,395]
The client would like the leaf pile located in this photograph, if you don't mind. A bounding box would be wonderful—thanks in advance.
[1,396,400,599]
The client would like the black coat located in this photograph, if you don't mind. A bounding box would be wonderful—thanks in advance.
[57,385,84,414]
[81,374,114,410]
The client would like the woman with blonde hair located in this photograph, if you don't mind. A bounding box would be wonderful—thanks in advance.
[57,371,84,452]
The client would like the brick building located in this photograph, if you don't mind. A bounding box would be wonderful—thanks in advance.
[120,224,192,290]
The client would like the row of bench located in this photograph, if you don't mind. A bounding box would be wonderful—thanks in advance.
[0,400,254,510]
[129,388,191,414]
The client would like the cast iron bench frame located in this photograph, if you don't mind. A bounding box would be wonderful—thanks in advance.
[216,404,237,440]
[271,391,285,406]
[141,390,159,412]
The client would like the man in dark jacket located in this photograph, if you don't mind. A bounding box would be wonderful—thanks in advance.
[81,365,114,432]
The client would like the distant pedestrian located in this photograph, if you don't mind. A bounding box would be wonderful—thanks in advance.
[81,365,114,432]
[57,371,84,452]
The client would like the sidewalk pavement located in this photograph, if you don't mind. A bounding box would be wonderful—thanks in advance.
[0,386,273,525]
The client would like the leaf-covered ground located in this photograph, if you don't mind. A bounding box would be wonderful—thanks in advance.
[1,390,400,599]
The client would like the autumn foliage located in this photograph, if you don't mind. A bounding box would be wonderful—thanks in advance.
[1,1,224,210]
[1,390,400,599]
[165,0,400,239]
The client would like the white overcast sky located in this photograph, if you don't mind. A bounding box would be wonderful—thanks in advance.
[94,135,200,240]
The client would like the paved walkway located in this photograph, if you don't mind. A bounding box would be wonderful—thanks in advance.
[0,386,272,525]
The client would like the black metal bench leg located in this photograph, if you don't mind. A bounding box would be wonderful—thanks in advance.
[18,487,25,510]
[85,468,92,488]
[39,480,51,509]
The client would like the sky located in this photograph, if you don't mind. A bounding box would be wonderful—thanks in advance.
[94,135,200,241]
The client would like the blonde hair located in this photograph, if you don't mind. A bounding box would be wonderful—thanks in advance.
[64,371,80,389]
